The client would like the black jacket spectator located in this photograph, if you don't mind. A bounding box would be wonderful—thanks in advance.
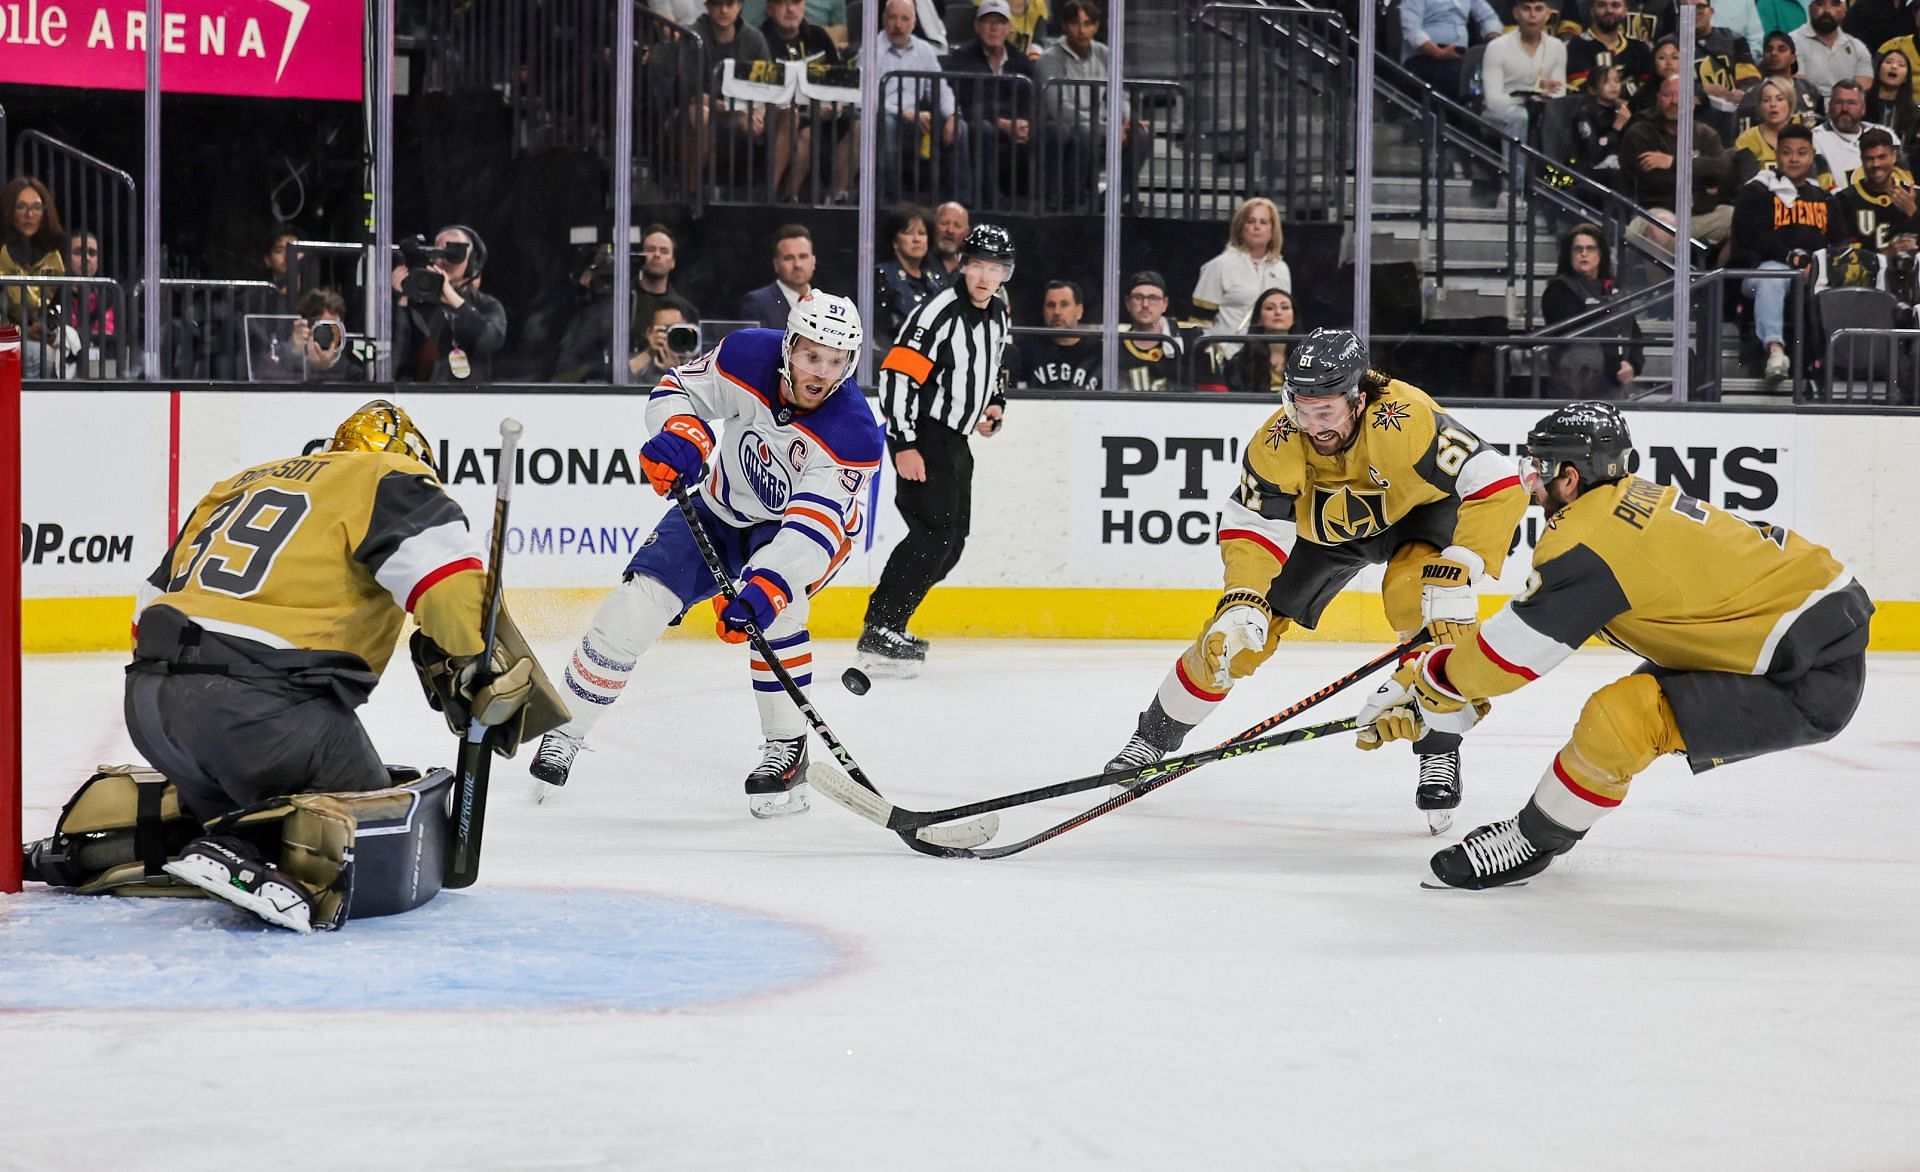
[1732,166,1836,267]
[943,38,1037,123]
[395,288,507,382]
[1571,91,1631,176]
[1542,226,1646,399]
[1620,109,1732,213]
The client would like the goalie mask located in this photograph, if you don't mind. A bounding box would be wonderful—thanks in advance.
[331,399,436,473]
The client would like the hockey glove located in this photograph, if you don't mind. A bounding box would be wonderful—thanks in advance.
[1202,590,1273,690]
[1420,546,1483,645]
[640,414,715,496]
[711,570,793,644]
[457,652,536,728]
[1355,646,1490,749]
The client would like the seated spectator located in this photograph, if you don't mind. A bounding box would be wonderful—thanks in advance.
[1623,76,1736,252]
[946,0,1037,203]
[1196,288,1296,394]
[739,223,817,328]
[1619,0,1680,43]
[263,228,298,298]
[1542,222,1645,398]
[1866,48,1920,140]
[1830,126,1920,255]
[1732,122,1833,380]
[1879,1,1920,98]
[1632,36,1685,114]
[1738,30,1829,120]
[1191,196,1291,344]
[0,175,67,378]
[931,200,971,286]
[1119,269,1187,390]
[876,203,941,341]
[1844,0,1908,53]
[877,0,966,204]
[391,225,507,382]
[1567,0,1657,99]
[1004,0,1053,57]
[1571,65,1634,177]
[1813,79,1891,182]
[1790,0,1874,95]
[1022,278,1101,388]
[629,301,693,385]
[66,228,115,349]
[1033,0,1153,209]
[1400,0,1504,94]
[549,244,621,383]
[1696,1,1763,103]
[288,288,366,382]
[1481,0,1567,140]
[651,0,773,196]
[762,0,851,202]
[1735,76,1813,183]
[635,224,701,332]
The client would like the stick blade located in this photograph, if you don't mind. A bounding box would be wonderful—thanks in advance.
[914,813,999,849]
[806,760,895,827]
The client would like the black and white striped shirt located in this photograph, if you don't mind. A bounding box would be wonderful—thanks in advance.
[876,285,1010,450]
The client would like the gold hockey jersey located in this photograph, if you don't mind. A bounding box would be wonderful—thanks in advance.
[1445,476,1870,700]
[1217,379,1528,591]
[138,450,487,675]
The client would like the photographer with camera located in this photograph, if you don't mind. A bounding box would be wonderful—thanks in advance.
[290,288,365,382]
[629,303,703,386]
[390,225,506,382]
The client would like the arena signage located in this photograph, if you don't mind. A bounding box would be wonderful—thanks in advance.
[0,0,363,101]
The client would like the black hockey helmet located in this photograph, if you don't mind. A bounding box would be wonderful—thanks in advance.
[1281,328,1368,424]
[961,224,1016,274]
[1522,401,1640,489]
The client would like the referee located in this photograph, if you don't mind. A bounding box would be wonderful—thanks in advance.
[858,224,1015,668]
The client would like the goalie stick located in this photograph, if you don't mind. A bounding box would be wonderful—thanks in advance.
[446,418,523,889]
[668,482,996,854]
[809,635,1423,859]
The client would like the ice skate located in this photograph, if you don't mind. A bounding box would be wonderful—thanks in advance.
[746,736,811,818]
[1425,816,1553,890]
[1102,734,1168,795]
[1416,750,1462,835]
[855,624,925,678]
[163,836,317,934]
[530,729,584,803]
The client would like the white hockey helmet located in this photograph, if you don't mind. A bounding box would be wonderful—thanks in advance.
[783,291,863,386]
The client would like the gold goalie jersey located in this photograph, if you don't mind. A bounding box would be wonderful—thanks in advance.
[1218,379,1528,591]
[1444,476,1869,701]
[137,450,487,674]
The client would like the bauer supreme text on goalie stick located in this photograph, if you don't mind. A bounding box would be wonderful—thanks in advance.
[445,418,522,889]
[667,481,998,854]
[810,634,1423,856]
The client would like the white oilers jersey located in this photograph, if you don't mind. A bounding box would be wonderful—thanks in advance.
[647,328,885,594]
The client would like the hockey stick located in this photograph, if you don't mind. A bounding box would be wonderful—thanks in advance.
[446,418,524,889]
[667,481,997,853]
[809,635,1422,858]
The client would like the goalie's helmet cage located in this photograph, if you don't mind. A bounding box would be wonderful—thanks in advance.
[1523,401,1641,488]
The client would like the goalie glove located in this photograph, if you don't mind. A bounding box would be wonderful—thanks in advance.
[1202,589,1272,690]
[457,653,536,728]
[1354,647,1491,749]
[1420,546,1483,646]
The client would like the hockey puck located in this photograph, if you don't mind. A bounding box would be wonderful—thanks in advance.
[841,667,872,696]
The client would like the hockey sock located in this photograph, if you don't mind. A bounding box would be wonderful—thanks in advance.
[1531,673,1686,834]
[752,629,812,741]
[1155,655,1226,728]
[557,574,682,738]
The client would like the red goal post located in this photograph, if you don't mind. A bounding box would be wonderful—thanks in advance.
[2,326,20,894]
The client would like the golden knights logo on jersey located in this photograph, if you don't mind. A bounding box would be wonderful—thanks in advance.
[1310,485,1389,543]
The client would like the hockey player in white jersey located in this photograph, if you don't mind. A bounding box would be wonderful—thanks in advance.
[530,292,883,815]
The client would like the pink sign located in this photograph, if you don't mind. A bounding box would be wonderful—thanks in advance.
[0,0,364,101]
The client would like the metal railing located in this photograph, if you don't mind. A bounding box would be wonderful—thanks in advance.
[1035,78,1186,217]
[1822,329,1920,405]
[1190,4,1349,223]
[422,0,617,155]
[156,279,286,381]
[0,275,130,380]
[11,131,141,292]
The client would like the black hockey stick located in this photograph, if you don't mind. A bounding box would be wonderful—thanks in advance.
[809,635,1421,858]
[667,481,996,854]
[446,418,523,889]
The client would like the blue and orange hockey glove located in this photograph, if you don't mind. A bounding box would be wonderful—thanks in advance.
[711,569,793,644]
[640,414,715,496]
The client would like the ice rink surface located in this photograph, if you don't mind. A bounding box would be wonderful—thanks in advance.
[4,638,1917,1171]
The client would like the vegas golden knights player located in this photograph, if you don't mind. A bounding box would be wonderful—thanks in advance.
[19,401,561,931]
[1358,403,1873,889]
[1102,329,1530,833]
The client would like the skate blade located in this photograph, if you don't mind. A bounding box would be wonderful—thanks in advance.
[1420,878,1529,890]
[749,782,812,819]
[1426,809,1454,836]
[531,778,560,805]
[162,856,314,934]
[854,653,921,680]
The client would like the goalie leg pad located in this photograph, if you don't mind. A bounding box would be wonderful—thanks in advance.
[21,765,204,895]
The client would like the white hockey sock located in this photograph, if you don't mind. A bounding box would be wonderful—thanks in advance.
[751,627,812,741]
[1529,751,1620,834]
[1153,657,1225,729]
[558,574,681,739]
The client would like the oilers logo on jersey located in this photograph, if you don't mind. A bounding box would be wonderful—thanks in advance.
[738,430,794,512]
